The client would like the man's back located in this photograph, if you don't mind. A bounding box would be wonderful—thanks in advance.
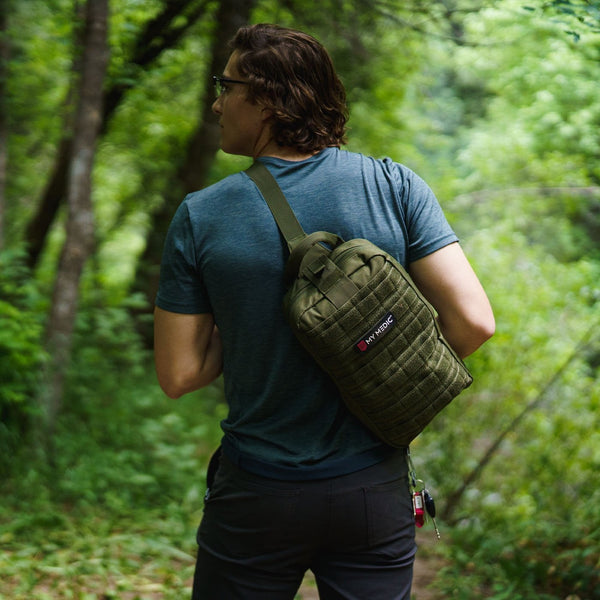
[156,147,457,476]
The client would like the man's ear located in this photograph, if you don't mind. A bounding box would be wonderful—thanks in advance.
[260,106,273,121]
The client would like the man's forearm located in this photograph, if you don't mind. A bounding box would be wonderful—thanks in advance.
[154,309,223,399]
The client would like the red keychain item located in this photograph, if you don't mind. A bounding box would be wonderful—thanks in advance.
[413,490,425,528]
[407,450,441,539]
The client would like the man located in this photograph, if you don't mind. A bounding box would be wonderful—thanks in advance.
[154,23,494,600]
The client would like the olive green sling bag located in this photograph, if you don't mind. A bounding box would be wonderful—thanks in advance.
[246,162,473,447]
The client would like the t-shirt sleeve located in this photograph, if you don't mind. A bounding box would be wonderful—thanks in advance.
[155,199,212,314]
[392,162,458,263]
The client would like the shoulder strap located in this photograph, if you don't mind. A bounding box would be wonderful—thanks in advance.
[245,162,306,251]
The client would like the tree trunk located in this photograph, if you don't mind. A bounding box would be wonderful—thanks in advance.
[40,0,109,449]
[24,0,208,270]
[132,0,257,343]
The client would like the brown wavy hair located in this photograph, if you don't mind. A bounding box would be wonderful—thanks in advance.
[229,24,348,154]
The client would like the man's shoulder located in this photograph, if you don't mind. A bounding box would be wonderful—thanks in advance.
[336,148,411,175]
[183,170,251,207]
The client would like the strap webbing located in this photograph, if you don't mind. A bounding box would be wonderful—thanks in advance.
[245,162,306,251]
[246,162,359,306]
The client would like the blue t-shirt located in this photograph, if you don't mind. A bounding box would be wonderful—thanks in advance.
[155,148,458,480]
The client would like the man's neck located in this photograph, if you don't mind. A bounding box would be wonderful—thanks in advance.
[255,141,320,162]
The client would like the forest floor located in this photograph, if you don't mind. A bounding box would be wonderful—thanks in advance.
[0,525,448,600]
[297,529,447,600]
[0,490,449,600]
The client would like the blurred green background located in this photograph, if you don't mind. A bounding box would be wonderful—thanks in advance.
[1,0,599,598]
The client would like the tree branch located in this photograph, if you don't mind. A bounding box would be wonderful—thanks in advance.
[441,322,599,523]
[102,0,209,128]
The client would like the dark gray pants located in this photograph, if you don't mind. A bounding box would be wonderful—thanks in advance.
[192,450,416,599]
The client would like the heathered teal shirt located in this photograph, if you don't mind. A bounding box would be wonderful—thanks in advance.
[155,148,458,480]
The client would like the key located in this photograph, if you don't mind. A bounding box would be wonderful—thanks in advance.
[423,489,436,517]
[423,489,441,539]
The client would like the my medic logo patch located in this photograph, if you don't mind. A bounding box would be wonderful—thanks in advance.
[355,312,396,353]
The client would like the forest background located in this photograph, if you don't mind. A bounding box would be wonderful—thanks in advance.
[1,0,599,598]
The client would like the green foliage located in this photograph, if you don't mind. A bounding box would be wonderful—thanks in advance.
[2,0,600,597]
[411,184,600,598]
[0,250,47,470]
[0,305,225,598]
[4,0,75,243]
[0,383,225,598]
[42,288,225,513]
[392,5,600,594]
[413,180,600,597]
[524,0,600,40]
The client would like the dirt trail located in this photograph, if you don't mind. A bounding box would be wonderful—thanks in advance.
[411,531,447,600]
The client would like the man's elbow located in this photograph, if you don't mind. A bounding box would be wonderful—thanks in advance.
[475,311,495,344]
[462,313,495,357]
[156,369,196,399]
[158,377,186,399]
[156,360,221,398]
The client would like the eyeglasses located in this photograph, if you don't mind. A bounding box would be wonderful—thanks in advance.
[212,75,249,97]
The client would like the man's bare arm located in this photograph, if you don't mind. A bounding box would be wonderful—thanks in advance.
[409,242,495,358]
[154,307,223,399]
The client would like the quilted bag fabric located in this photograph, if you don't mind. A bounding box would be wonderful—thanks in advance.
[283,233,472,447]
